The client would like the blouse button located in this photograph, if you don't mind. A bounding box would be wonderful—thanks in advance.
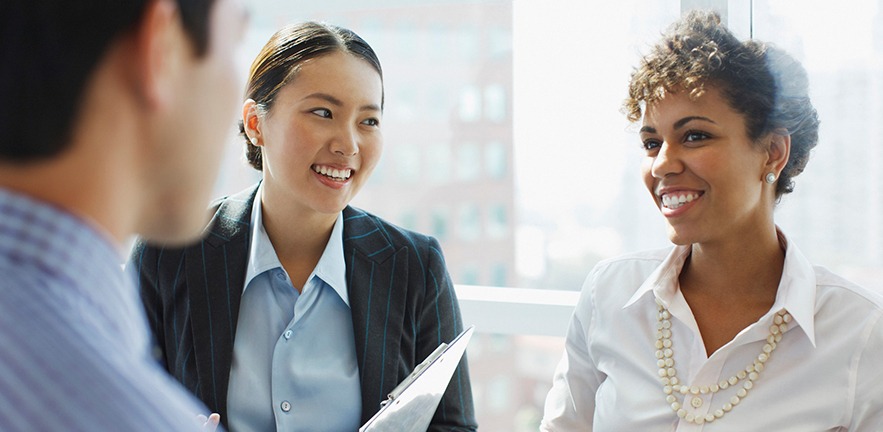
[281,401,291,412]
[691,396,703,408]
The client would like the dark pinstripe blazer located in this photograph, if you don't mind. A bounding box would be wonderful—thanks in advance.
[130,184,476,431]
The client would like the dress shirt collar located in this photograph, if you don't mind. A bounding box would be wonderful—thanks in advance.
[623,228,817,347]
[244,184,349,306]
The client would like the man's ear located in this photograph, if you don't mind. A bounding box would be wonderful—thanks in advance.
[132,0,185,109]
[242,99,263,146]
[765,128,791,178]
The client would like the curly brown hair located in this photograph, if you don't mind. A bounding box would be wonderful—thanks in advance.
[623,10,819,198]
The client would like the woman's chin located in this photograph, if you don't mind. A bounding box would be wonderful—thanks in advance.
[666,226,695,246]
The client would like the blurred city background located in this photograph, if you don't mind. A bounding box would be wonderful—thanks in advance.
[211,0,883,429]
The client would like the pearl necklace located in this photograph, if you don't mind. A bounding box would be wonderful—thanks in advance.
[655,298,792,425]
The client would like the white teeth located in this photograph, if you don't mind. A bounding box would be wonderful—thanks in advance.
[661,192,699,209]
[313,165,352,180]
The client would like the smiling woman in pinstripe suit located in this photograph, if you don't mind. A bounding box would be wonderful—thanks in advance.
[130,22,476,432]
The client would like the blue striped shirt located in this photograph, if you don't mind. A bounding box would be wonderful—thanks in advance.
[0,188,214,431]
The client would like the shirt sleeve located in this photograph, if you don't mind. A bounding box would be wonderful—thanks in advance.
[0,273,216,432]
[541,269,606,431]
[850,310,883,431]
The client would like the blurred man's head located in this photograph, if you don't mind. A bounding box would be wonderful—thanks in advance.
[0,0,248,245]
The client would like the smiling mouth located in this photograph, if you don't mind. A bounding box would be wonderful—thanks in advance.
[312,165,352,181]
[660,192,702,209]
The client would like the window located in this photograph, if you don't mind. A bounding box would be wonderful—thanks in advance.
[487,203,508,239]
[394,145,420,183]
[458,85,482,122]
[455,141,482,181]
[485,140,508,179]
[431,207,449,240]
[426,142,452,184]
[398,210,417,231]
[491,263,508,286]
[460,265,480,285]
[209,1,883,429]
[457,202,481,242]
[483,84,507,122]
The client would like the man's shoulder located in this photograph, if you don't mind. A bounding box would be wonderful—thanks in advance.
[0,304,207,431]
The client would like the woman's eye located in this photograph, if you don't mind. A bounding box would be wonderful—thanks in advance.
[684,130,710,142]
[362,118,380,127]
[311,108,332,118]
[642,139,661,151]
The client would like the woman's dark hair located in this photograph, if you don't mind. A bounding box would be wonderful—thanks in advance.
[241,21,384,171]
[623,10,820,198]
[0,0,216,162]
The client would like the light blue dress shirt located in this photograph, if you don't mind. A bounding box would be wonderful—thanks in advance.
[227,187,361,432]
[0,188,211,431]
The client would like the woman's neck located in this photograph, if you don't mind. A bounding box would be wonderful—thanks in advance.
[678,224,786,355]
[259,190,338,290]
[681,223,785,305]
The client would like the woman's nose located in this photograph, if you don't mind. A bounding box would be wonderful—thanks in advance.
[331,126,359,156]
[650,142,682,178]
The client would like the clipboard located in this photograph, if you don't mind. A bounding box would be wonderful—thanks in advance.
[360,325,475,432]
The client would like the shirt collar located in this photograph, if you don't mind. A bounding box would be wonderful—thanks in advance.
[622,229,817,347]
[313,211,348,305]
[244,185,279,288]
[623,244,691,310]
[769,229,817,346]
[244,184,349,306]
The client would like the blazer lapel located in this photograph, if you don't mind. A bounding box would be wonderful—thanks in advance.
[342,206,411,423]
[186,185,257,417]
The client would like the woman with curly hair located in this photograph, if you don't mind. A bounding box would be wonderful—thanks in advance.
[541,10,883,431]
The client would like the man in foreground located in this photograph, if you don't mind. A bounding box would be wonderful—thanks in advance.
[0,0,247,429]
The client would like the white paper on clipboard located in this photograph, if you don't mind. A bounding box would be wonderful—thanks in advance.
[359,325,474,432]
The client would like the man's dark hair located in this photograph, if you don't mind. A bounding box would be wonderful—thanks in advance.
[0,0,216,162]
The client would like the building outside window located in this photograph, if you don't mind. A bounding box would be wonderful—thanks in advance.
[209,0,883,429]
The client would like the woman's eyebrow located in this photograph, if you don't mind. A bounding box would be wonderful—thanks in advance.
[302,92,343,106]
[673,115,716,130]
[303,93,380,112]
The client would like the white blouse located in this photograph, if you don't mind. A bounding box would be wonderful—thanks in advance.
[541,233,883,431]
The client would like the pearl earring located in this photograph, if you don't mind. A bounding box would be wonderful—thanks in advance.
[250,137,258,146]
[765,172,777,184]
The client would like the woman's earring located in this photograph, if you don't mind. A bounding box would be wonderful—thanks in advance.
[250,136,258,146]
[765,172,777,184]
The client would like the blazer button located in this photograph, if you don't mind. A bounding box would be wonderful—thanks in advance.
[281,401,291,412]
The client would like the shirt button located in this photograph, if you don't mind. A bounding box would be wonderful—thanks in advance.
[281,401,291,412]
[691,396,703,408]
[284,330,292,340]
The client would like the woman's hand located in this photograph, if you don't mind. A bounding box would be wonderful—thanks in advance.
[196,413,221,431]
